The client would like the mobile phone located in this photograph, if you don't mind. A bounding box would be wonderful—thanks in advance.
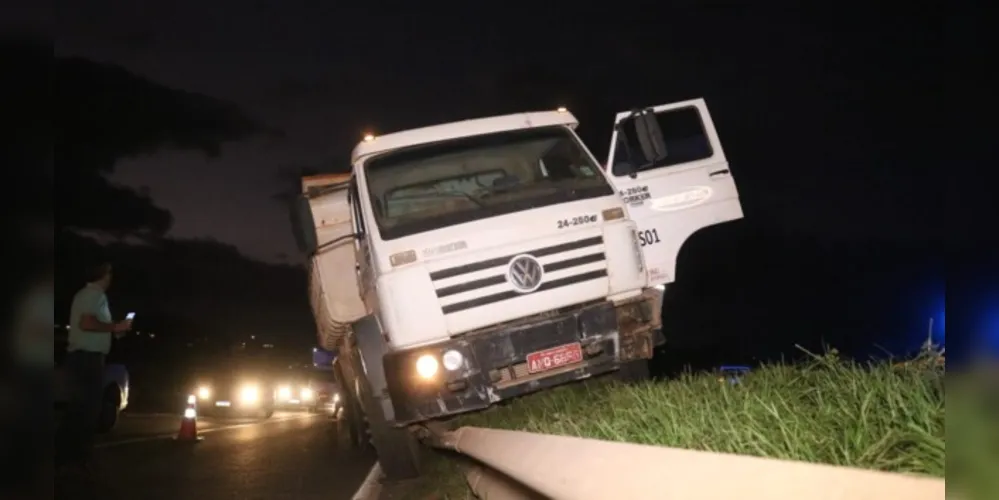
[126,312,136,320]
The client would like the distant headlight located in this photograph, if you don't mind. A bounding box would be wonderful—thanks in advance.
[198,386,211,400]
[278,386,292,399]
[300,388,314,400]
[240,385,259,404]
[332,393,340,403]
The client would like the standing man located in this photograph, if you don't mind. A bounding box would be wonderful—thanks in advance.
[58,261,132,474]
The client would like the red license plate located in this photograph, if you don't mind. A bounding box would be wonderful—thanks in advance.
[526,342,584,374]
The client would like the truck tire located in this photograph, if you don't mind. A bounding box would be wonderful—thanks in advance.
[355,373,422,480]
[342,339,421,480]
[334,360,366,449]
[616,359,651,384]
[96,385,120,434]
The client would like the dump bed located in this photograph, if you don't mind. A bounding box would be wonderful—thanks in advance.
[302,173,367,350]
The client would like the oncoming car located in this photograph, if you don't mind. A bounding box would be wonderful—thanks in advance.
[274,374,317,410]
[304,369,341,415]
[273,367,341,414]
[191,373,276,419]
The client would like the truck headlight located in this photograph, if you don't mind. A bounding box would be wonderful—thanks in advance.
[415,354,439,379]
[442,350,464,371]
[278,386,292,399]
[240,385,259,404]
[301,388,314,400]
[198,386,211,400]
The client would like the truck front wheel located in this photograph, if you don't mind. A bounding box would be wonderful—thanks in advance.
[355,375,422,480]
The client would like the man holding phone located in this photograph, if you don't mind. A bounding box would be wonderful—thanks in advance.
[57,261,133,477]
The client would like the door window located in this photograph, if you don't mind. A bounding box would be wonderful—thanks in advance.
[610,106,714,177]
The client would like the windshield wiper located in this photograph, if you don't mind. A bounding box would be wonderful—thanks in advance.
[386,191,488,209]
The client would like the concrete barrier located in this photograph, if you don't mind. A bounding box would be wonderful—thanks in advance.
[432,426,946,500]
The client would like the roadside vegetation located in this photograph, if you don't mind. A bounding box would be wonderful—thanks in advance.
[384,348,947,499]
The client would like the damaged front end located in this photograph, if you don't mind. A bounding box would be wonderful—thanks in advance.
[382,289,663,425]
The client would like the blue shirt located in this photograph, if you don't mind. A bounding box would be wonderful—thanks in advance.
[68,283,114,354]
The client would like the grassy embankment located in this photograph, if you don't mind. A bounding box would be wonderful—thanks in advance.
[386,349,948,499]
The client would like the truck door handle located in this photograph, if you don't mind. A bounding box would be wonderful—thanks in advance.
[709,169,730,177]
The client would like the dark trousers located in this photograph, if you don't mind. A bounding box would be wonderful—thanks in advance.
[57,350,106,466]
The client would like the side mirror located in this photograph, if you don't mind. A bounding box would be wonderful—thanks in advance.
[289,195,318,255]
[617,108,669,178]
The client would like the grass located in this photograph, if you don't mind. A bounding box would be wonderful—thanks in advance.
[946,366,999,500]
[384,349,947,500]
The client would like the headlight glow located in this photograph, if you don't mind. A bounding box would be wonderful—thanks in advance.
[197,386,211,399]
[415,354,439,379]
[278,386,292,399]
[240,385,259,404]
[332,393,340,403]
[442,350,464,371]
[301,388,314,400]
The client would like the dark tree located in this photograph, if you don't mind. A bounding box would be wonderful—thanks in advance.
[54,52,276,237]
[271,164,323,204]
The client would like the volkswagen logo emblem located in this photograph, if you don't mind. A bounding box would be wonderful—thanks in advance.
[506,255,544,293]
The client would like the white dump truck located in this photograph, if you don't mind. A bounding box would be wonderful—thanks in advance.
[290,99,742,479]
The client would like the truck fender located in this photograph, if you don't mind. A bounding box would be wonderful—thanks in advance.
[351,315,395,421]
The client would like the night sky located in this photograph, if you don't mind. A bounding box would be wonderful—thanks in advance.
[50,3,948,264]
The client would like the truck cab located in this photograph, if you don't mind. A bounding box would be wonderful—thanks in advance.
[291,100,741,479]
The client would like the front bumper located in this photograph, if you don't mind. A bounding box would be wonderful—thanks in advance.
[383,290,663,425]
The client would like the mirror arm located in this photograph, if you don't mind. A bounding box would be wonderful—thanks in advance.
[312,233,360,257]
[305,179,351,200]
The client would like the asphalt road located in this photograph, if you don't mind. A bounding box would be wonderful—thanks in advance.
[63,410,377,500]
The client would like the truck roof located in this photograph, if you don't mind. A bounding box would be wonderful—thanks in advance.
[350,110,579,164]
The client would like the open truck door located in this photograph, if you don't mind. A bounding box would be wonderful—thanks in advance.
[605,98,743,286]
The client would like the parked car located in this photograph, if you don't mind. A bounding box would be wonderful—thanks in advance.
[53,326,130,433]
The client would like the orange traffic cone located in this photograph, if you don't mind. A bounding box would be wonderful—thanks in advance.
[175,395,204,442]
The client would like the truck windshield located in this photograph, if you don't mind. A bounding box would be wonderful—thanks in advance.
[364,126,614,240]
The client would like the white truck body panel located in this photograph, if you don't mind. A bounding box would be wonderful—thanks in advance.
[369,197,645,349]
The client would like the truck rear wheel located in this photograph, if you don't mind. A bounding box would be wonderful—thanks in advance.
[334,360,366,448]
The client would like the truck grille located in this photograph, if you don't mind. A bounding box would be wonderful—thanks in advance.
[430,236,606,314]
